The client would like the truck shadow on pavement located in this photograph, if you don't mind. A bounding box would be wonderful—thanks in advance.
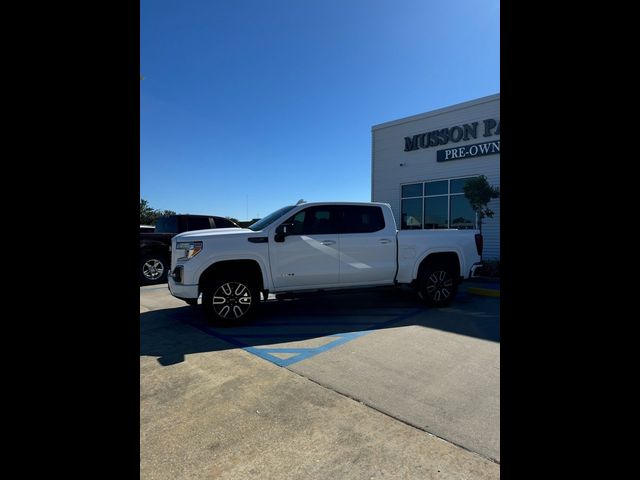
[140,288,499,366]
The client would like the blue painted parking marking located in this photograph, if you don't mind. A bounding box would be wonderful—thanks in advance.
[182,308,424,367]
[244,331,371,367]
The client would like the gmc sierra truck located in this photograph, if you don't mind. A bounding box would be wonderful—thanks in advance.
[168,202,483,325]
[140,214,240,285]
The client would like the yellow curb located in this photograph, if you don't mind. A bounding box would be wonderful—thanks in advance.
[467,287,500,298]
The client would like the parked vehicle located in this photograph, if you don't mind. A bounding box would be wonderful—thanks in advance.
[168,202,483,324]
[140,214,240,285]
[140,225,155,233]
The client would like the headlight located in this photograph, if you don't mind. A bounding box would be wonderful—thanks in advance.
[175,241,203,260]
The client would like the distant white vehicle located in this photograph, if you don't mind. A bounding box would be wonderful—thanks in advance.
[140,225,155,233]
[168,202,483,325]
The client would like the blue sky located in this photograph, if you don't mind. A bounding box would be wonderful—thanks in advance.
[141,0,499,221]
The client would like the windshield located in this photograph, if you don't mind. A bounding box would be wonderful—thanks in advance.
[248,205,296,231]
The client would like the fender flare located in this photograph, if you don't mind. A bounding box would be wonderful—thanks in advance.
[195,254,272,290]
[412,247,464,281]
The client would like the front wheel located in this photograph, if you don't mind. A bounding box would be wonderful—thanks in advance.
[417,264,458,307]
[140,254,168,285]
[201,278,259,326]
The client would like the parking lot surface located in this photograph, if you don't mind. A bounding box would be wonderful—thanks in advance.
[141,284,500,479]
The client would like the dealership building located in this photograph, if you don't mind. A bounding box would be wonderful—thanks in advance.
[371,93,500,260]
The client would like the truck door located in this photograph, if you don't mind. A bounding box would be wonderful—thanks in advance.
[337,205,397,285]
[269,205,340,289]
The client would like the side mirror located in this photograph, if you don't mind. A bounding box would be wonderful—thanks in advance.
[275,223,293,243]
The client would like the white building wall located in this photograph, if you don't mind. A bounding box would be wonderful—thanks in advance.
[371,94,500,260]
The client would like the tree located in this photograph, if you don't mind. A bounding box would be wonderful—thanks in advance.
[140,198,155,225]
[140,198,177,225]
[158,209,177,218]
[463,175,500,235]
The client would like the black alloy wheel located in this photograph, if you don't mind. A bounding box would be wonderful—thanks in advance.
[202,279,258,326]
[418,264,458,307]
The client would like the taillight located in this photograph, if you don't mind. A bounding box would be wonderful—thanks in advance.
[474,233,483,256]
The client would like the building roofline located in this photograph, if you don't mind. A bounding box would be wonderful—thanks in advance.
[371,93,500,131]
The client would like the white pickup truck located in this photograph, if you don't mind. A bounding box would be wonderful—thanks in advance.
[168,202,483,325]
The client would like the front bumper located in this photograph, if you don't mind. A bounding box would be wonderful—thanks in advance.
[168,276,199,299]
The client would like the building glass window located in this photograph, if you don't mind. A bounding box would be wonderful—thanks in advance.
[450,178,470,194]
[424,196,448,229]
[402,183,423,198]
[401,198,423,229]
[400,176,479,230]
[425,180,448,196]
[450,195,476,229]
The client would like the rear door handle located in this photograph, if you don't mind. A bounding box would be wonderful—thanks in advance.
[321,240,336,246]
[379,239,391,244]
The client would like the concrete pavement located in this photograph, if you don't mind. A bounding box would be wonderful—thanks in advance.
[288,300,500,461]
[141,284,500,479]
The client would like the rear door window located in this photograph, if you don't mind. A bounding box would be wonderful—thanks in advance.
[338,206,385,234]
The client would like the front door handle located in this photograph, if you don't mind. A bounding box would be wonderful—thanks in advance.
[379,239,391,244]
[321,240,336,246]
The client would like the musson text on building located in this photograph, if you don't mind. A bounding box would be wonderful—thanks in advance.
[403,118,500,162]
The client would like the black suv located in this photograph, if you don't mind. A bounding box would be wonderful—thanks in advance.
[140,214,239,285]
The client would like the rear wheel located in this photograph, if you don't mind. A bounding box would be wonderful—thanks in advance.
[202,278,259,326]
[417,264,458,307]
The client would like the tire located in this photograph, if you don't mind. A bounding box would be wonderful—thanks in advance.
[140,253,168,285]
[417,263,458,307]
[202,278,259,326]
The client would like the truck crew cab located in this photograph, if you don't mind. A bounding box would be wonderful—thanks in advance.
[168,202,483,324]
